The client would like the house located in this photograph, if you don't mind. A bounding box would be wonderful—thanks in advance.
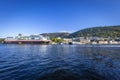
[98,40,108,44]
[80,39,90,44]
[72,37,90,44]
[63,38,72,42]
[72,37,84,42]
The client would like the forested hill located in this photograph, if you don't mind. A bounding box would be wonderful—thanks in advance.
[41,26,120,38]
[41,32,70,39]
[69,26,120,38]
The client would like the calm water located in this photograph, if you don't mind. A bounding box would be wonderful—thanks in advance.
[0,44,120,80]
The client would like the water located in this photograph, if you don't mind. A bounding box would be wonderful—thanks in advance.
[0,44,120,80]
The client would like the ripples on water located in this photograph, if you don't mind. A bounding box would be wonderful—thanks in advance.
[0,44,120,80]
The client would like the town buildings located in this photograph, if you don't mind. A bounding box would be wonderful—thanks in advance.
[62,37,120,44]
[3,34,120,44]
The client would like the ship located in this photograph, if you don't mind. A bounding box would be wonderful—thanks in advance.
[4,34,51,44]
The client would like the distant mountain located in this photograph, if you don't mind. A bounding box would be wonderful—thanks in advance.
[69,26,120,38]
[41,32,70,39]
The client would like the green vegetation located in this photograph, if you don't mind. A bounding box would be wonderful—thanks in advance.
[41,26,120,39]
[51,38,64,43]
[0,38,5,43]
[41,32,70,39]
[69,26,120,38]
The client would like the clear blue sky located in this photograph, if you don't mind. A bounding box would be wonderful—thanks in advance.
[0,0,120,38]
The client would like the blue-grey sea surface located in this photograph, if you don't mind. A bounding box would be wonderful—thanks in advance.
[0,44,120,80]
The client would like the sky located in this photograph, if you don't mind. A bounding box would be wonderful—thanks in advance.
[0,0,120,38]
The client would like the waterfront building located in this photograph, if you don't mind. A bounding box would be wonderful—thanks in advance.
[98,40,108,44]
[72,37,90,44]
[63,38,72,42]
[80,39,90,44]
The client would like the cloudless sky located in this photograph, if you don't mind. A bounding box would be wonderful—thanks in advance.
[0,0,120,37]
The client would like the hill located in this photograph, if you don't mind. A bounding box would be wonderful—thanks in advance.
[41,32,70,39]
[41,26,120,39]
[69,26,120,38]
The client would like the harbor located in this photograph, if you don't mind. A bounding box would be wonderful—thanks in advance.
[1,35,120,45]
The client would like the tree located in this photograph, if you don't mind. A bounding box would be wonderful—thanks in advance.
[51,38,63,43]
